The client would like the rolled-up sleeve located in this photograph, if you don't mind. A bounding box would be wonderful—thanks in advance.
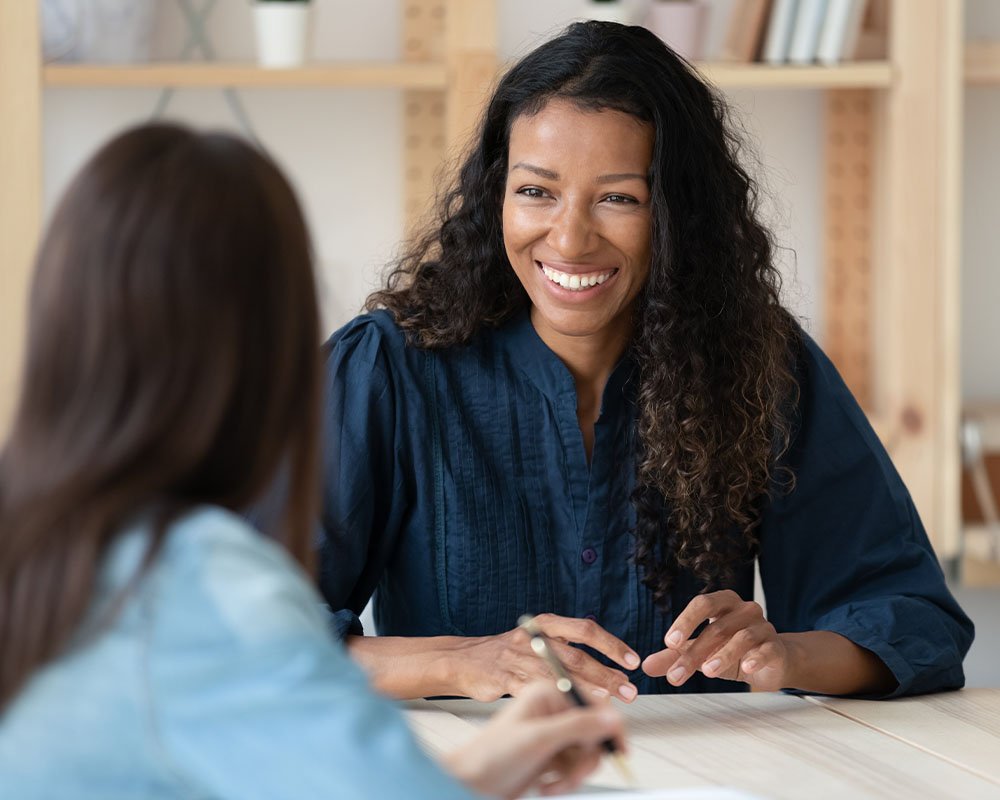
[759,336,974,698]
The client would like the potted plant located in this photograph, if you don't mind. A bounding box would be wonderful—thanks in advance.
[252,0,313,69]
[587,0,634,26]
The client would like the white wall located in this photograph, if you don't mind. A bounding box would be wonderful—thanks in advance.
[42,0,998,396]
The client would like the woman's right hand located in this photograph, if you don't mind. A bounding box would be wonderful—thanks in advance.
[441,680,626,798]
[447,614,640,703]
[347,614,639,702]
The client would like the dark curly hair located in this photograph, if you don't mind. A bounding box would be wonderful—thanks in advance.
[368,21,801,605]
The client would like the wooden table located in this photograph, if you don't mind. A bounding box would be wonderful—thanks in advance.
[405,689,1000,799]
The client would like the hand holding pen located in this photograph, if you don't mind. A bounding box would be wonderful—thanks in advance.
[519,614,636,786]
[442,680,626,798]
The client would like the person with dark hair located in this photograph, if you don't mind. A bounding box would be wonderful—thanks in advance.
[0,123,624,798]
[316,21,973,702]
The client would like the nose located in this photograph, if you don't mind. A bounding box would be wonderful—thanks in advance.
[546,200,598,260]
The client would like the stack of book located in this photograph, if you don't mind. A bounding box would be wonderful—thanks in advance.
[718,0,882,66]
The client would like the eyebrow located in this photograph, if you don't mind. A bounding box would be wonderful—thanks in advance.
[509,162,649,185]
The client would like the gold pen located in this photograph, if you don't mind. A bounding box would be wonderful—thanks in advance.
[518,614,636,786]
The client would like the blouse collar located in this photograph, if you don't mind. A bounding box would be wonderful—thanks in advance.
[495,308,636,415]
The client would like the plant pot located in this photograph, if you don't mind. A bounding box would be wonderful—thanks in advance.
[644,1,709,61]
[253,2,312,69]
[587,0,634,26]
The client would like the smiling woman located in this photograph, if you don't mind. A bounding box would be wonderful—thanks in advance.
[503,100,653,458]
[295,20,973,705]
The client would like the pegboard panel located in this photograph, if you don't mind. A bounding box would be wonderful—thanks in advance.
[823,89,875,410]
[445,52,497,154]
[403,0,447,235]
[402,0,445,62]
[402,90,447,236]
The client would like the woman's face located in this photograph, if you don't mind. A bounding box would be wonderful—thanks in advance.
[502,98,653,344]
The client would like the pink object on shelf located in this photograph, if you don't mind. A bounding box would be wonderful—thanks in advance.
[644,1,710,62]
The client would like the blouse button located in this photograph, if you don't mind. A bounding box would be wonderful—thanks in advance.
[584,614,598,622]
[581,547,598,565]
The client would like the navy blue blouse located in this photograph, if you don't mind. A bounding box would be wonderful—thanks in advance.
[317,309,973,696]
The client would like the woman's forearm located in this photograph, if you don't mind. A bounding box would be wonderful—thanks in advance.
[780,631,896,696]
[345,634,470,699]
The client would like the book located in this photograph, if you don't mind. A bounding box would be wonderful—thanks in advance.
[761,0,799,64]
[853,0,887,60]
[787,0,829,64]
[719,0,773,63]
[816,0,868,65]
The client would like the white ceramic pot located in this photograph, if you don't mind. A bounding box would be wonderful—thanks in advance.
[587,0,634,25]
[253,2,312,69]
[644,1,709,61]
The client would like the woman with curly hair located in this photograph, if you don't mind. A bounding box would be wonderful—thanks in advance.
[315,21,972,701]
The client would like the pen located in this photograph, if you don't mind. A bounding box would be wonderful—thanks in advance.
[517,614,635,786]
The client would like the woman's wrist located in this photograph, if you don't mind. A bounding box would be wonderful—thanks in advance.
[777,631,895,696]
[346,634,473,699]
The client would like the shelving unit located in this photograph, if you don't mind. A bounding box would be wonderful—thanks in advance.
[0,1,977,562]
[0,0,498,433]
[699,61,893,89]
[41,60,895,91]
[43,62,450,89]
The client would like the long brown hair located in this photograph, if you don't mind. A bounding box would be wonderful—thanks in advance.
[0,124,321,707]
[368,22,800,603]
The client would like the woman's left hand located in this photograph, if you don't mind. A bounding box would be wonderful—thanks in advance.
[641,590,788,691]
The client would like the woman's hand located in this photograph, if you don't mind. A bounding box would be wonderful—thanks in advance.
[347,615,639,702]
[441,681,625,799]
[640,590,788,691]
[450,614,640,702]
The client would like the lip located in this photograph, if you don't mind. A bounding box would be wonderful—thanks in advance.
[535,260,619,296]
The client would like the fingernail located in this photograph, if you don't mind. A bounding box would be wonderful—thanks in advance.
[666,631,682,646]
[743,660,757,673]
[703,658,721,675]
[618,683,638,700]
[667,666,686,683]
[591,687,610,698]
[624,652,640,668]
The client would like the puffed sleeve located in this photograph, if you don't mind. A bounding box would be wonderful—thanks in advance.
[317,313,411,637]
[758,335,974,698]
[147,510,472,799]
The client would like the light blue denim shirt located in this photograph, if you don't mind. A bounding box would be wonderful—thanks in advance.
[0,506,473,799]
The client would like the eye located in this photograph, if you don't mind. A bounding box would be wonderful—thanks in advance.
[603,193,638,204]
[515,186,547,199]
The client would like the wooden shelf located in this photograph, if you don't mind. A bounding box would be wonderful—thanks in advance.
[44,59,895,92]
[696,61,893,89]
[43,62,448,89]
[965,41,1000,86]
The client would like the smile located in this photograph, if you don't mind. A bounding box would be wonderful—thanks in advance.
[539,263,618,292]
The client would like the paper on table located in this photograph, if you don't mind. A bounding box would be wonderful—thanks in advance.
[549,789,766,799]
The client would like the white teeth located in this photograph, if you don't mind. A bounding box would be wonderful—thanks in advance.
[540,264,615,292]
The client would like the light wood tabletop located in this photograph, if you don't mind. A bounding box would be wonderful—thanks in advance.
[405,689,1000,799]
